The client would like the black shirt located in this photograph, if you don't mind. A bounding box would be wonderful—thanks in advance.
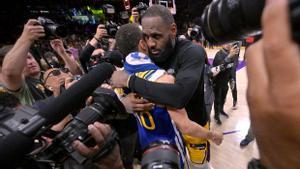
[212,49,233,86]
[129,38,208,126]
[79,43,96,73]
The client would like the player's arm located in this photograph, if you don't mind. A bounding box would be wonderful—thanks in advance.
[156,74,223,145]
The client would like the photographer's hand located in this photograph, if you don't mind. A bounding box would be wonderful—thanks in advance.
[72,122,124,169]
[50,39,66,55]
[95,24,108,39]
[20,19,45,42]
[228,45,239,58]
[90,24,108,48]
[246,0,300,168]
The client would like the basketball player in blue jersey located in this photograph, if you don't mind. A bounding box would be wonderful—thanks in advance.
[114,23,223,169]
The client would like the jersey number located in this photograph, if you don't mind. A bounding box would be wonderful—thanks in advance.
[138,111,156,130]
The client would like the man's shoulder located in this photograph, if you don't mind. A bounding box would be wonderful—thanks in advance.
[176,39,206,56]
[176,38,197,50]
[175,39,206,63]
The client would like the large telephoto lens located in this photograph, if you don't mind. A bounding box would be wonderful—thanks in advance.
[200,0,264,44]
[141,145,180,169]
[201,0,300,44]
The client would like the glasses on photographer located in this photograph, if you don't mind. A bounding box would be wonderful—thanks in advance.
[44,68,70,82]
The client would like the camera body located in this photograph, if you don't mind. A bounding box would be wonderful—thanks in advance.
[0,106,42,138]
[200,0,299,44]
[105,21,118,37]
[87,50,124,72]
[102,4,115,15]
[37,16,67,38]
[134,2,149,16]
[190,25,203,42]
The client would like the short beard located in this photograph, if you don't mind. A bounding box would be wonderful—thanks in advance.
[149,37,175,64]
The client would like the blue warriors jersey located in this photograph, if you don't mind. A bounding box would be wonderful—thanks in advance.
[120,52,189,169]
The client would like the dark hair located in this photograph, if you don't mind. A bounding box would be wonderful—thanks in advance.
[0,92,20,109]
[141,5,174,25]
[0,45,13,66]
[115,23,142,56]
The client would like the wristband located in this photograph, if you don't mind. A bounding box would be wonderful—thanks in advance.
[94,36,101,43]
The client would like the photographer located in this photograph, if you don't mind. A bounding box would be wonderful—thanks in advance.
[229,42,241,109]
[79,24,108,73]
[0,73,124,169]
[1,19,51,105]
[212,43,238,125]
[246,0,300,168]
[79,24,119,73]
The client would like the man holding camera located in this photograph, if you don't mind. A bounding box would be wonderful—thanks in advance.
[79,24,108,73]
[212,43,239,125]
[1,19,51,105]
[1,19,124,169]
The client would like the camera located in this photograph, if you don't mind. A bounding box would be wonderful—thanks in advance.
[190,25,203,42]
[37,16,67,38]
[105,21,118,37]
[0,87,128,167]
[134,2,149,16]
[141,142,181,169]
[102,4,115,15]
[232,42,239,47]
[200,0,300,44]
[36,87,128,164]
[87,50,124,72]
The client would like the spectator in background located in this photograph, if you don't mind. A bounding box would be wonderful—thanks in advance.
[50,39,83,75]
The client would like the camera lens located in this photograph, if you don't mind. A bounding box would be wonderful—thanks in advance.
[200,0,264,44]
[141,146,180,169]
[37,17,67,38]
